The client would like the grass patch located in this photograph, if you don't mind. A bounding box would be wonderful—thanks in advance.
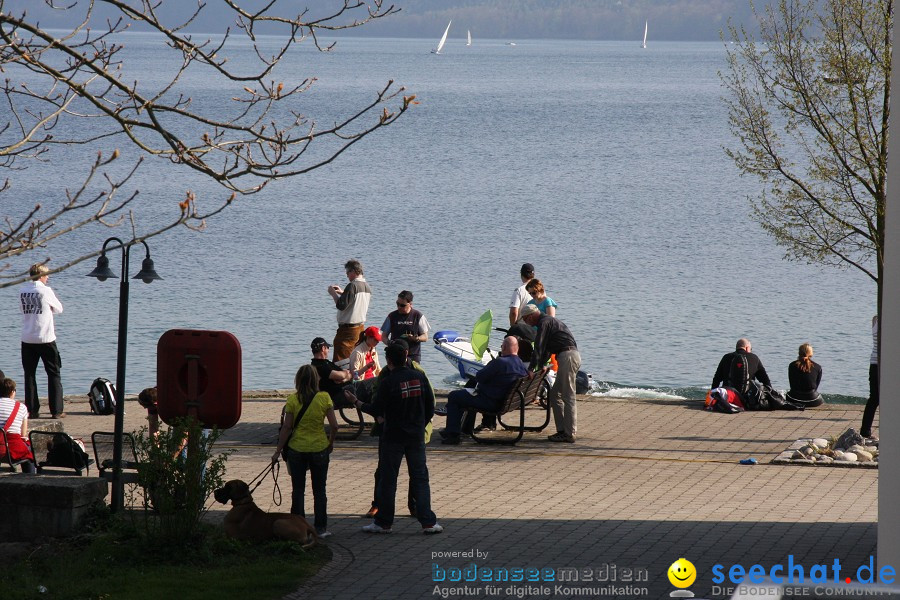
[0,510,330,600]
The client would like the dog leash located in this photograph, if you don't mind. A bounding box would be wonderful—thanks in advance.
[246,460,284,506]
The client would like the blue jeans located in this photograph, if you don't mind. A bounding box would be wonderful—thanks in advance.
[375,438,436,528]
[285,447,330,532]
[372,434,416,513]
[445,389,499,435]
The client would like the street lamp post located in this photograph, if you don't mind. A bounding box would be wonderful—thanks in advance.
[87,237,161,512]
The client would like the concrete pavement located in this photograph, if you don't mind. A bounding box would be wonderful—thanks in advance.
[54,392,879,600]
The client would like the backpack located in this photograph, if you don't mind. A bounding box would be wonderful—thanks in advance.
[88,378,117,415]
[44,433,91,470]
[727,353,751,396]
[705,388,744,413]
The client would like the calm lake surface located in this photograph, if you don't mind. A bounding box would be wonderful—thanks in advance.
[0,36,875,403]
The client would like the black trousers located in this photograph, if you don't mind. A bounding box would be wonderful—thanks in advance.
[21,341,64,417]
[861,363,879,437]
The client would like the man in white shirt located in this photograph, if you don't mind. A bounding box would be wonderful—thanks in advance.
[508,263,535,327]
[19,264,64,418]
[327,259,372,362]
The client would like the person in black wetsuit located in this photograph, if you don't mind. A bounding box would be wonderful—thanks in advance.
[786,343,823,407]
[711,338,772,391]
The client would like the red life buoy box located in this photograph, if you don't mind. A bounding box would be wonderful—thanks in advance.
[157,329,242,429]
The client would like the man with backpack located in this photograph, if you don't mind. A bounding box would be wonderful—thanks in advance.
[711,338,772,406]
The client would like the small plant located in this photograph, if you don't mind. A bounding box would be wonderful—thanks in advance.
[132,417,231,548]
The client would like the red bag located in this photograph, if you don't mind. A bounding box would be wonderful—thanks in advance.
[1,402,35,461]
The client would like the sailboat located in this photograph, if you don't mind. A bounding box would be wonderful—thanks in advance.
[642,21,648,48]
[432,20,451,54]
[467,30,472,46]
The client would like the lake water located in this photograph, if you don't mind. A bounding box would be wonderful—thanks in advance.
[0,36,876,403]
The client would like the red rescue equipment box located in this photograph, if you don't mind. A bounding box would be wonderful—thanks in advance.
[157,329,242,429]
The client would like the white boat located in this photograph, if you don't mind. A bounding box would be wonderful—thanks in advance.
[433,331,492,379]
[467,30,472,46]
[642,21,648,48]
[432,20,451,54]
[433,328,565,393]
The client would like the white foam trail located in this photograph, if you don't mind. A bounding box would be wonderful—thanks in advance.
[591,386,687,401]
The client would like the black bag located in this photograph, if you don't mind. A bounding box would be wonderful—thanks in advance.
[767,387,804,410]
[44,433,91,470]
[745,382,803,411]
[88,378,117,415]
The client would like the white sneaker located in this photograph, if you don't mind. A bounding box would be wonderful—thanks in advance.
[423,523,444,535]
[317,530,333,539]
[362,522,392,534]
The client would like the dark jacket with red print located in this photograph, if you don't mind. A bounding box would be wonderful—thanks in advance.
[371,365,434,442]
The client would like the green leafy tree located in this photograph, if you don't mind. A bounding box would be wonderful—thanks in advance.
[721,0,891,317]
[0,0,413,286]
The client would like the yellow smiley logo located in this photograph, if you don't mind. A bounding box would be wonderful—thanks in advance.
[668,558,697,588]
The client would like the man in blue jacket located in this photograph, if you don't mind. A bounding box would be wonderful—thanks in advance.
[439,336,528,444]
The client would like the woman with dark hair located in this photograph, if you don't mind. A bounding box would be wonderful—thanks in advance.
[786,343,824,407]
[273,365,338,538]
[0,377,36,472]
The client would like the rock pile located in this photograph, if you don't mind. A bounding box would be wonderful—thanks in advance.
[772,428,878,467]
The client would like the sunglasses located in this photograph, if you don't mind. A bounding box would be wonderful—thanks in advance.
[396,302,410,308]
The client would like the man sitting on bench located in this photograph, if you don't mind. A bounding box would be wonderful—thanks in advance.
[439,336,528,445]
[310,337,353,406]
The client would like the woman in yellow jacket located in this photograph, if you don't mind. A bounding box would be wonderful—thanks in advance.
[273,365,338,538]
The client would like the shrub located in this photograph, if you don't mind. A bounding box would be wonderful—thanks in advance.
[131,417,231,547]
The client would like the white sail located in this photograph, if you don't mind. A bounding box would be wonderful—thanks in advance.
[434,20,451,54]
[642,21,648,48]
[467,30,472,46]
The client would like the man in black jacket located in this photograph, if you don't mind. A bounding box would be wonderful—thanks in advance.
[361,341,443,535]
[711,338,772,393]
[521,305,581,443]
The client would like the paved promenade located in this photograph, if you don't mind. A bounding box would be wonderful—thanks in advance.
[56,392,877,600]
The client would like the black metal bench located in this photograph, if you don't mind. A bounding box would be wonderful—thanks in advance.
[91,431,142,483]
[28,431,94,475]
[333,399,367,440]
[470,370,552,445]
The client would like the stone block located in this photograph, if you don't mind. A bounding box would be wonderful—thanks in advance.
[0,474,108,541]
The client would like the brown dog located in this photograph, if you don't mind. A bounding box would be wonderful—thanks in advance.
[214,479,318,548]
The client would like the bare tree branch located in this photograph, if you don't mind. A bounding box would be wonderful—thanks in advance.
[0,0,410,287]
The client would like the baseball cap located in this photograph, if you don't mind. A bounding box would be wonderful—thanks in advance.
[518,304,540,321]
[364,326,382,342]
[311,337,331,352]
